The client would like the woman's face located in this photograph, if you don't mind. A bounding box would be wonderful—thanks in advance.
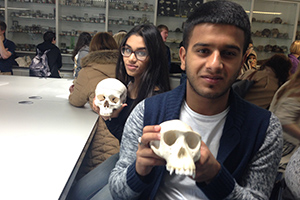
[123,35,150,80]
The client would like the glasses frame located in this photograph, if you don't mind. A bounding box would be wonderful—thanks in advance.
[121,46,148,61]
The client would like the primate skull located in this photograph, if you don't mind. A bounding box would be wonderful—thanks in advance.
[150,120,202,178]
[94,78,127,117]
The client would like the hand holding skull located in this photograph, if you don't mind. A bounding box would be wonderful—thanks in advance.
[136,125,166,177]
[136,120,221,183]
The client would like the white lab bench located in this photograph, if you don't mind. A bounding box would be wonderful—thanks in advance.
[0,75,98,200]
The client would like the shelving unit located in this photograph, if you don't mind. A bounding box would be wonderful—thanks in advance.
[251,0,299,60]
[2,0,300,71]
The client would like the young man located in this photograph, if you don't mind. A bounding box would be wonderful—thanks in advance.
[0,21,17,75]
[109,1,283,199]
[36,31,62,78]
[157,24,171,72]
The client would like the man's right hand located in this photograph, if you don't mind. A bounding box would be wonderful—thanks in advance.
[135,125,166,177]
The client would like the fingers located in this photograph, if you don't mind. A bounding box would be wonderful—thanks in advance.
[135,125,163,176]
[69,85,74,93]
[92,96,100,114]
[94,102,127,120]
[141,125,161,144]
[110,103,127,118]
[192,141,221,183]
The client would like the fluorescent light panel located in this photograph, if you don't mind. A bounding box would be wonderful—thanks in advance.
[245,10,282,15]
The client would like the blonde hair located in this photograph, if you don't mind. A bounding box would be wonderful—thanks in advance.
[113,31,127,47]
[290,40,300,55]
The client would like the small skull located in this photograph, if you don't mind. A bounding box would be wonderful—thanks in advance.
[94,78,127,117]
[150,120,201,178]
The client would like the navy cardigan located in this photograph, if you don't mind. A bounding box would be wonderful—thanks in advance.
[139,82,271,199]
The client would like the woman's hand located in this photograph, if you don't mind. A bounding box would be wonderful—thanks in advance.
[102,103,127,121]
[69,84,74,93]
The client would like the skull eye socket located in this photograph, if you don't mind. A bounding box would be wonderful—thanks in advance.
[163,131,177,146]
[109,96,120,104]
[185,132,201,149]
[97,95,105,101]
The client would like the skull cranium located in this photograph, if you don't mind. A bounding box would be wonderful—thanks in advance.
[94,78,127,117]
[150,120,202,178]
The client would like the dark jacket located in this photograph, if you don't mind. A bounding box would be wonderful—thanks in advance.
[36,41,62,78]
[126,82,273,199]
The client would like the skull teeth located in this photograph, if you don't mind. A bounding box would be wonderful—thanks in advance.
[166,166,195,178]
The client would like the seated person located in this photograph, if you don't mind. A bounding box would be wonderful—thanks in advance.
[109,1,282,199]
[36,31,62,78]
[288,40,300,74]
[238,54,292,109]
[240,39,257,74]
[69,32,119,178]
[269,67,300,174]
[67,25,171,200]
[0,21,17,75]
[157,24,171,72]
[72,32,91,78]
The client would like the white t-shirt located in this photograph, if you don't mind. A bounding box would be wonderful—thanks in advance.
[155,101,229,200]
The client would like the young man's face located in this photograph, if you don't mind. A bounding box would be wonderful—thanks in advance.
[160,29,168,42]
[180,23,246,100]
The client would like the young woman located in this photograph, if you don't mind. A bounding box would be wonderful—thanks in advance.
[72,32,92,78]
[67,24,171,200]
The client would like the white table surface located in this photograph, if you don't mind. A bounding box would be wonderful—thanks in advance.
[0,76,98,200]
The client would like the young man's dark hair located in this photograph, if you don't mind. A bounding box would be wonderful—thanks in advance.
[43,31,56,43]
[183,1,251,54]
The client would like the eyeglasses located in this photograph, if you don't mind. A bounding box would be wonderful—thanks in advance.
[121,47,148,61]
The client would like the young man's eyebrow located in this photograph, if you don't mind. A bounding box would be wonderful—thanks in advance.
[192,43,241,52]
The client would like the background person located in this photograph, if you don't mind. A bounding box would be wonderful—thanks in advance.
[288,40,300,74]
[0,21,17,75]
[108,1,282,199]
[68,32,119,179]
[72,32,92,78]
[240,39,258,74]
[36,30,62,78]
[113,31,127,48]
[157,24,171,72]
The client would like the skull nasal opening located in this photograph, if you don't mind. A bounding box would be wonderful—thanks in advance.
[104,101,109,108]
[178,147,186,158]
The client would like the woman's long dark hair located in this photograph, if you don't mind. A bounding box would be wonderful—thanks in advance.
[116,24,171,110]
[72,32,92,61]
